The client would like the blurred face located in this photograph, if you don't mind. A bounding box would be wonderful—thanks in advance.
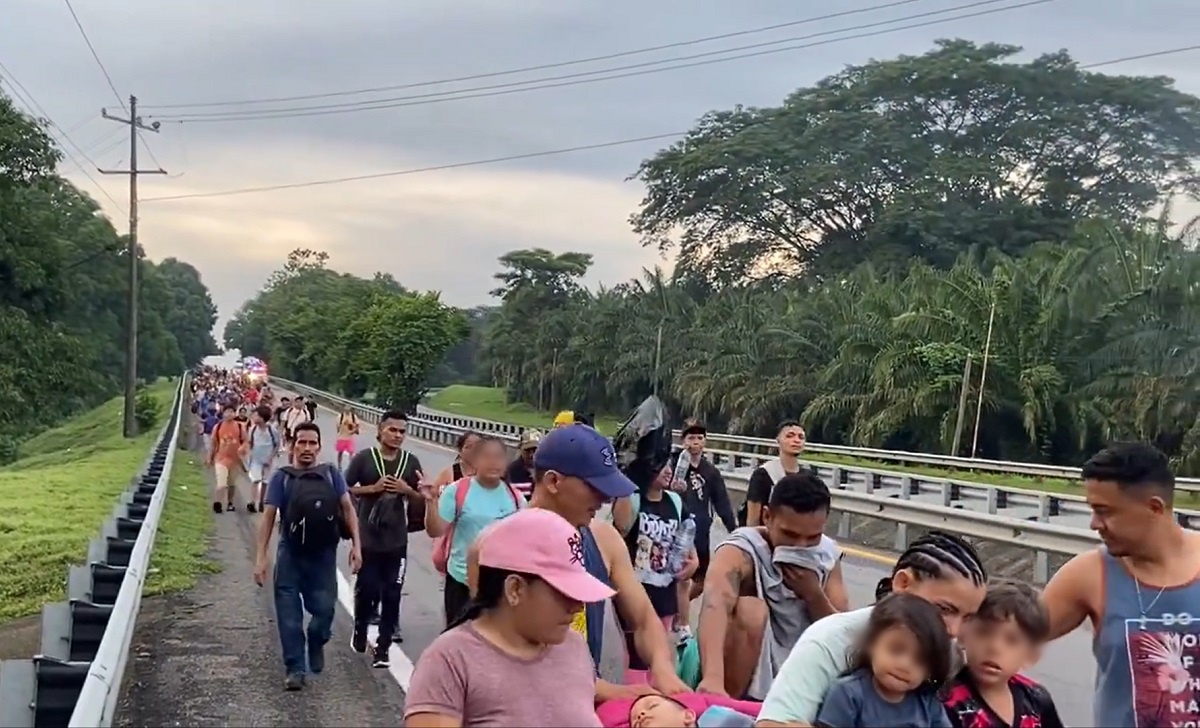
[893,569,986,639]
[221,407,234,420]
[293,398,304,409]
[869,625,929,697]
[378,416,406,450]
[683,432,706,456]
[474,440,508,480]
[1085,479,1168,558]
[458,434,481,465]
[630,695,697,728]
[506,575,583,645]
[293,428,320,466]
[251,411,265,425]
[960,616,1037,687]
[536,471,607,527]
[777,425,806,456]
[651,465,672,490]
[280,398,290,409]
[763,505,827,548]
[521,445,537,463]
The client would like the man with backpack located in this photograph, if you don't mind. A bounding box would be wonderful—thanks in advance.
[253,421,362,691]
[739,420,809,527]
[343,410,424,667]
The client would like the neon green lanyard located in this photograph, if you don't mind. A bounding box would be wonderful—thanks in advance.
[370,448,408,481]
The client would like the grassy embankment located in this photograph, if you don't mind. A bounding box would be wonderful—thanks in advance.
[426,384,1085,494]
[0,381,217,624]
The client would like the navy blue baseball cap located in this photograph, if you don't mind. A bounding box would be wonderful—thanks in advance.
[533,424,636,499]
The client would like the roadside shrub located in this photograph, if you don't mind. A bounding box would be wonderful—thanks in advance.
[134,388,161,432]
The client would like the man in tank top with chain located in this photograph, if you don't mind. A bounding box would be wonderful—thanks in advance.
[1043,441,1200,728]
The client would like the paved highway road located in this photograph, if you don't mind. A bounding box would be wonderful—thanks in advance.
[289,394,1097,726]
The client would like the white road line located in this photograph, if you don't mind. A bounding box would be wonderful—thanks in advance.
[287,391,457,693]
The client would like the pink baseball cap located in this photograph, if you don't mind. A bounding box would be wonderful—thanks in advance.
[478,508,615,604]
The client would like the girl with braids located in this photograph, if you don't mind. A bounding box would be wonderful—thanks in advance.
[405,508,610,727]
[756,531,987,727]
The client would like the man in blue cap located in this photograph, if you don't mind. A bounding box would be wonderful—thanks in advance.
[467,424,689,699]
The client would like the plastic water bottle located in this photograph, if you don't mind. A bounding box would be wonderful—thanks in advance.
[672,451,691,491]
[668,515,697,575]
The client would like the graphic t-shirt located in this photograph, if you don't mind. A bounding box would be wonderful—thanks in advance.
[623,492,682,618]
[1093,549,1200,727]
[943,668,1064,728]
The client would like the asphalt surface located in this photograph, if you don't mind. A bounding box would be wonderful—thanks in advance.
[120,392,1097,726]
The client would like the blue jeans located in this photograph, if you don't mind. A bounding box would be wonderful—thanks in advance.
[273,543,338,674]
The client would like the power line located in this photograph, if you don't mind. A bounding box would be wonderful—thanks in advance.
[141,133,683,202]
[63,0,127,113]
[0,59,127,213]
[139,43,1200,204]
[151,0,1043,123]
[141,0,934,111]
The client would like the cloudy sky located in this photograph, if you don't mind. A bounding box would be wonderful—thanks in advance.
[5,0,1199,335]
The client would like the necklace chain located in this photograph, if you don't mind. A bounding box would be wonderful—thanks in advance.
[1133,579,1168,630]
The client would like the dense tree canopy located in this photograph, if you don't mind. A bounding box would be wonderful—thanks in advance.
[633,40,1200,288]
[0,89,218,448]
[476,42,1200,474]
[223,248,469,412]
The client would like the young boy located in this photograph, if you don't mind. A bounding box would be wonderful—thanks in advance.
[943,582,1065,728]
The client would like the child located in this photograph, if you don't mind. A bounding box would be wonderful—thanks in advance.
[943,582,1065,728]
[596,693,760,728]
[814,593,954,727]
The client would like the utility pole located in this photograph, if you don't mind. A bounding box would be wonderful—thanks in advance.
[950,355,973,456]
[970,294,999,458]
[652,322,664,397]
[99,96,166,438]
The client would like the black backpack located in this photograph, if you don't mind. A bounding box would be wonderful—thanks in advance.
[279,464,346,553]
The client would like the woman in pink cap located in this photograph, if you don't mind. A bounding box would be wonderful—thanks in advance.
[405,508,613,728]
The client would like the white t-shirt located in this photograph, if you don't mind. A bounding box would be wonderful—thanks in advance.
[757,606,872,724]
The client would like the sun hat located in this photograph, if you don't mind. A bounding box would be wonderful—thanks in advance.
[519,428,544,450]
[478,509,615,603]
[533,424,636,499]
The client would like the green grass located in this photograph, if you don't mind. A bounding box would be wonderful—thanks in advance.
[145,448,219,597]
[0,380,213,624]
[426,385,1087,494]
[427,385,625,434]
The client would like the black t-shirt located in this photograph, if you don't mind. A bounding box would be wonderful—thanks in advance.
[344,447,423,555]
[506,458,533,489]
[943,668,1064,728]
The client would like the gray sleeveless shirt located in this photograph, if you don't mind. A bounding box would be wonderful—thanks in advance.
[719,527,841,700]
[1092,547,1200,727]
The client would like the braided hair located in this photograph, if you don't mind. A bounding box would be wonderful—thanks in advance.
[875,531,987,601]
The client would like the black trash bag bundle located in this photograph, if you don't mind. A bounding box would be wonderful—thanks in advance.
[611,395,673,495]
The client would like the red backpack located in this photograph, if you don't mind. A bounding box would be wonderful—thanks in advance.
[431,477,522,575]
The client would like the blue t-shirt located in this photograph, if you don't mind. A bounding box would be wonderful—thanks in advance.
[265,466,349,521]
[815,669,951,728]
[201,412,220,435]
[437,479,525,583]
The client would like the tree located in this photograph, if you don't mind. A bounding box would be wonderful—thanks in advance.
[632,40,1200,287]
[0,88,219,448]
[478,217,1200,473]
[224,249,469,410]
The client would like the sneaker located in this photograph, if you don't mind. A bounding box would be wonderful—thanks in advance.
[350,629,368,654]
[392,632,403,645]
[308,642,325,674]
[284,672,304,691]
[226,502,235,512]
[212,502,223,514]
[371,644,390,668]
[247,502,257,513]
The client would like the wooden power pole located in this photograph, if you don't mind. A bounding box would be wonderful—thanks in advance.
[99,96,166,438]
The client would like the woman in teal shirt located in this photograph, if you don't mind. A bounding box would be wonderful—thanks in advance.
[431,436,526,624]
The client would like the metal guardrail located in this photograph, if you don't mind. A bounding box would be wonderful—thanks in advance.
[275,378,1109,582]
[0,376,187,728]
[409,401,1200,493]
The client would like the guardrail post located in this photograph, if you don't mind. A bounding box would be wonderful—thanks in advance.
[1034,495,1052,583]
[985,487,999,515]
[894,476,912,551]
[940,482,954,507]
